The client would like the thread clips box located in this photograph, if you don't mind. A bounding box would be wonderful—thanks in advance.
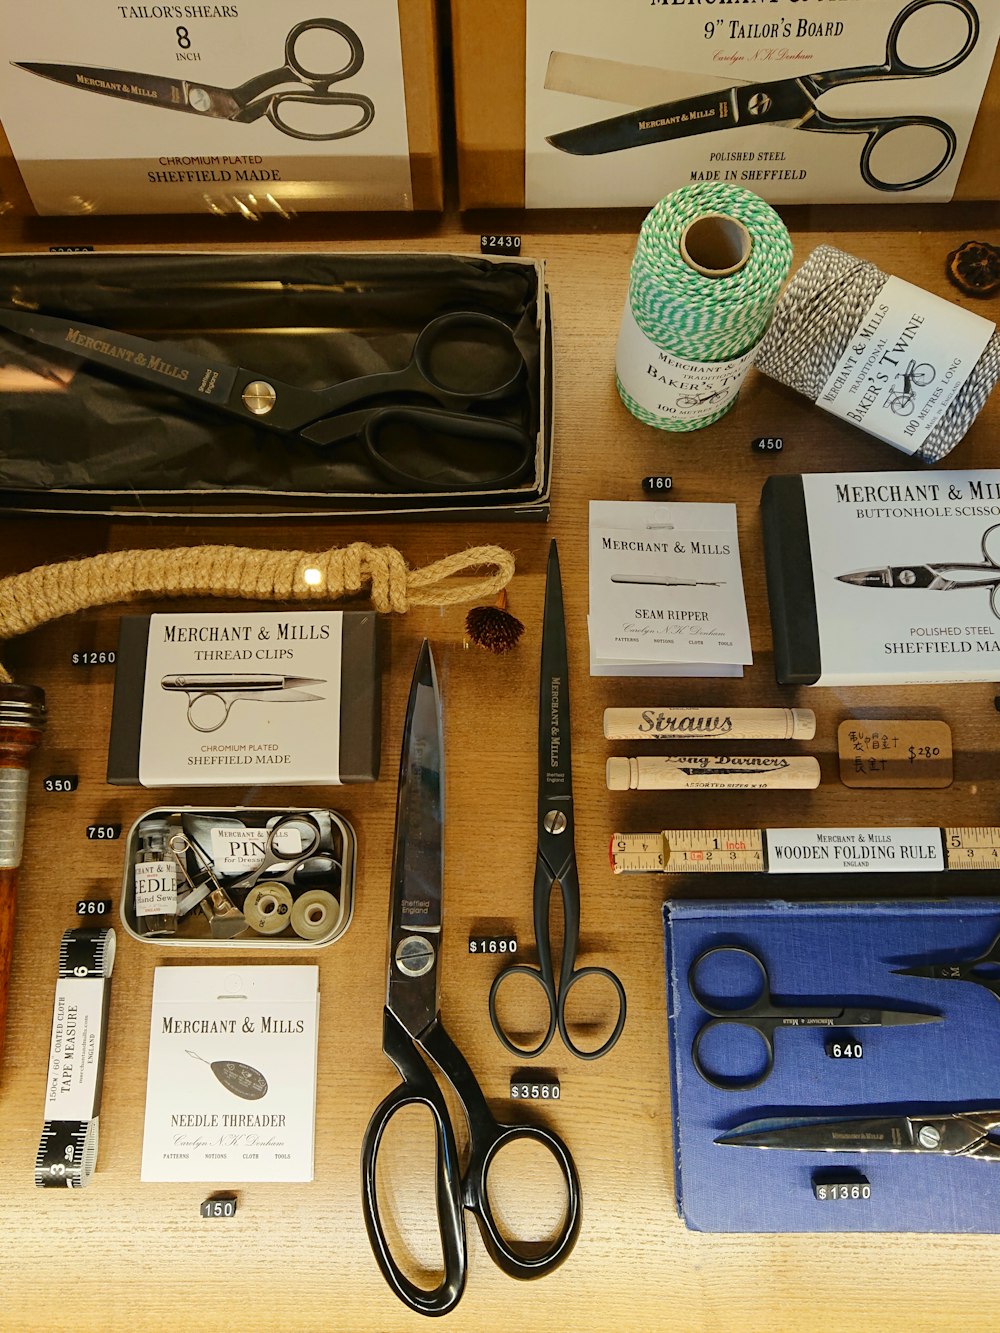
[108,610,380,786]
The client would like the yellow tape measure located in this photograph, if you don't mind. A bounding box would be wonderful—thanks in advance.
[609,827,1000,875]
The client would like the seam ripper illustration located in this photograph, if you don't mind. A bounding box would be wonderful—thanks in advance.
[546,0,980,193]
[13,18,376,142]
[837,524,1000,619]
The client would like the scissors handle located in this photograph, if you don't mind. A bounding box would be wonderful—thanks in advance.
[361,1011,467,1318]
[812,0,978,90]
[691,1015,776,1091]
[490,858,626,1061]
[301,406,534,492]
[267,91,374,142]
[184,691,234,733]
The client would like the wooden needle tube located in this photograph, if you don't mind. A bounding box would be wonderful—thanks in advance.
[603,707,816,742]
[606,755,820,791]
[0,684,46,1080]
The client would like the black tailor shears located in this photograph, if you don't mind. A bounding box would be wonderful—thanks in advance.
[361,642,580,1317]
[895,929,1000,1003]
[689,946,941,1091]
[14,18,374,141]
[837,524,1000,621]
[548,0,979,192]
[0,305,534,492]
[489,542,627,1061]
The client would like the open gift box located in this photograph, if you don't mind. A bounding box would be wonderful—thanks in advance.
[0,248,552,519]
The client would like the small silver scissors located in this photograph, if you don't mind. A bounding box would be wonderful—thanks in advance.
[838,524,1000,620]
[15,19,375,141]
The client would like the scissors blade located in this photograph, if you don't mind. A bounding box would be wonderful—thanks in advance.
[546,78,812,154]
[716,1114,926,1152]
[13,61,241,117]
[540,540,572,809]
[837,565,942,589]
[385,640,444,1039]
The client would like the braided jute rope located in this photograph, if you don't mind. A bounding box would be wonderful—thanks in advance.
[0,540,515,684]
[755,244,1000,464]
[618,182,793,432]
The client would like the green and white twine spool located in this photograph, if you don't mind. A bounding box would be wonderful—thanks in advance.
[616,182,793,432]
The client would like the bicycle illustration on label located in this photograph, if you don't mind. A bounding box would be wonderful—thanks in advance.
[887,359,935,416]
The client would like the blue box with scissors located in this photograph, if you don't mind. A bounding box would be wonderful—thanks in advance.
[664,897,1000,1232]
[0,249,550,519]
[121,805,356,948]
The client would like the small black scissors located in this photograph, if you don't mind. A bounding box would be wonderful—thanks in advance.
[548,0,979,192]
[895,930,1000,1003]
[489,541,627,1061]
[361,642,580,1316]
[718,1108,1000,1158]
[227,811,334,892]
[838,524,1000,621]
[0,305,534,492]
[690,945,941,1090]
[15,18,374,141]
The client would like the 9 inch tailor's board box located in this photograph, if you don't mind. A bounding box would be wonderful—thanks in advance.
[108,610,380,786]
[761,470,1000,686]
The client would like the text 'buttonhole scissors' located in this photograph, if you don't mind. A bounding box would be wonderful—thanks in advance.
[160,673,326,732]
[15,19,374,141]
[489,541,627,1061]
[689,946,941,1091]
[0,306,535,493]
[361,643,579,1316]
[837,524,1000,621]
[548,0,979,192]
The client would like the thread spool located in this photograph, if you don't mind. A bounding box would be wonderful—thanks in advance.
[754,244,1000,463]
[244,882,293,935]
[0,683,45,1079]
[616,182,792,432]
[291,889,343,942]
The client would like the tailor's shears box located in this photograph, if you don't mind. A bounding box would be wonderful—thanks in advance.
[107,610,380,786]
[0,0,443,215]
[664,897,1000,1234]
[0,249,551,520]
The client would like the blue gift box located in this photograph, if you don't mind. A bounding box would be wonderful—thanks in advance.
[664,897,1000,1232]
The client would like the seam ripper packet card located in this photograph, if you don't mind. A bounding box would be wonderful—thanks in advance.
[141,965,319,1182]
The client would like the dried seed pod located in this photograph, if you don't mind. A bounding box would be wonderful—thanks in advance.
[465,588,525,654]
[946,240,1000,298]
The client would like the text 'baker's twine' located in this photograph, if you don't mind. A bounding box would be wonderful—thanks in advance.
[755,244,1000,463]
[0,541,515,683]
[619,181,793,432]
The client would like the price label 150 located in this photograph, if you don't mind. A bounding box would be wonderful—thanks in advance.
[200,1196,238,1219]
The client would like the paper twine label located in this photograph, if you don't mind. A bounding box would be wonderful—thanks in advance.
[817,276,996,455]
[616,302,758,424]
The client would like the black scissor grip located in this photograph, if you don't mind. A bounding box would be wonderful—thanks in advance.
[361,1010,467,1318]
[691,1016,776,1092]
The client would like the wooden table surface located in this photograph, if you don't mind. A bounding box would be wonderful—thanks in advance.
[0,197,998,1333]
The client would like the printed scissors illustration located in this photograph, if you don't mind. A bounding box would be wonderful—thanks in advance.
[894,929,1000,1004]
[489,541,627,1061]
[0,304,535,492]
[361,642,580,1316]
[547,0,979,192]
[161,672,325,732]
[837,524,1000,621]
[14,18,374,141]
[717,1108,1000,1158]
[689,945,941,1090]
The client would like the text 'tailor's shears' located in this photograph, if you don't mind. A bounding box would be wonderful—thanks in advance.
[361,642,580,1316]
[14,18,374,141]
[547,0,979,192]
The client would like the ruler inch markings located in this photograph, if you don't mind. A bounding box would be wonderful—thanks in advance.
[611,827,1000,874]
